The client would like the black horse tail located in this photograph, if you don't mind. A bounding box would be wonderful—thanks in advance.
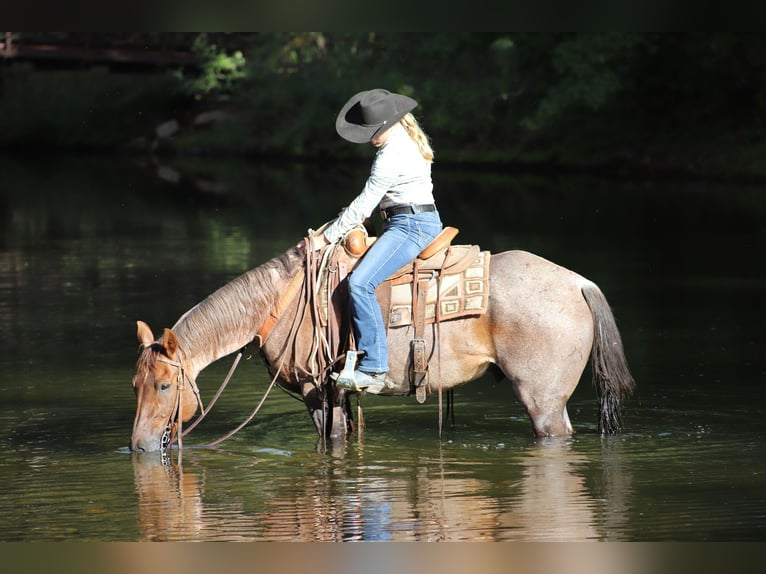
[581,283,635,434]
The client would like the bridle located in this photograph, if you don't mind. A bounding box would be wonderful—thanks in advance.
[146,344,253,454]
[147,336,291,455]
[155,355,204,451]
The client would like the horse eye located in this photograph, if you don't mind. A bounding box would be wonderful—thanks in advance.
[158,381,172,392]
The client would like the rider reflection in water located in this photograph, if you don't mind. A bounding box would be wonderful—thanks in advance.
[305,89,442,393]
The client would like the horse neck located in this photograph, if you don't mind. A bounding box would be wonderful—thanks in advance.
[259,244,347,383]
[171,247,305,379]
[172,326,248,381]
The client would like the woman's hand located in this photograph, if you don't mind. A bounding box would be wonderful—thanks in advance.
[299,233,330,252]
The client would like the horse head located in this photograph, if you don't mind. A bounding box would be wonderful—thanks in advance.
[131,321,199,453]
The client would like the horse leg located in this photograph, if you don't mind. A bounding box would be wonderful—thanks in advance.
[492,319,591,437]
[438,316,582,437]
[301,382,353,440]
[327,388,353,439]
[509,283,635,436]
[512,373,579,437]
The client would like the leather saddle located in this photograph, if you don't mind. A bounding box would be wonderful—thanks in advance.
[317,225,472,326]
[318,225,490,400]
[344,225,460,263]
[344,225,480,280]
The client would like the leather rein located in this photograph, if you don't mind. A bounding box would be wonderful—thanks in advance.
[155,242,312,453]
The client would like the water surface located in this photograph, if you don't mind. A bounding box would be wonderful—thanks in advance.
[0,155,764,541]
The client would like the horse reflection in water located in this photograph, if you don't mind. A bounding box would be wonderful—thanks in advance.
[131,455,353,542]
[131,439,631,542]
[132,454,264,542]
[494,438,631,541]
[132,454,205,542]
[346,439,632,542]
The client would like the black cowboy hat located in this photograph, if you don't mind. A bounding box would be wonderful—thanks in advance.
[335,89,418,144]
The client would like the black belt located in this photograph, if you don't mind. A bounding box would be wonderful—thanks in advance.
[381,203,436,220]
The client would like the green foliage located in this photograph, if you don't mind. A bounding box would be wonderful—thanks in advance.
[228,33,526,157]
[523,33,650,130]
[4,33,766,176]
[182,33,247,97]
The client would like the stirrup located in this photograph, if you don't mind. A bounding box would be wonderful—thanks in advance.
[335,350,359,386]
[330,351,387,394]
[331,371,387,394]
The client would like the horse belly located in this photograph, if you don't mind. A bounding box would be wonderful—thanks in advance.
[385,314,496,389]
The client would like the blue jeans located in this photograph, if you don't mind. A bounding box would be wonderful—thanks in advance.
[347,210,442,373]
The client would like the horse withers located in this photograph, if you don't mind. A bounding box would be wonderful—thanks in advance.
[130,230,634,452]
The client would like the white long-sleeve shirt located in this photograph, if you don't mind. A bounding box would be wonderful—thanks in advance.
[323,123,434,243]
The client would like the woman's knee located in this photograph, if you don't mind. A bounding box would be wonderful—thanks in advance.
[348,272,374,295]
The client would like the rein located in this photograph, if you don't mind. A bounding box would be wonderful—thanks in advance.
[203,250,317,447]
[204,352,287,447]
[155,349,240,450]
[158,235,319,452]
[179,349,243,437]
[254,268,306,348]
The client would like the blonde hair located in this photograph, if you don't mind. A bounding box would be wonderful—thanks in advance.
[399,112,434,163]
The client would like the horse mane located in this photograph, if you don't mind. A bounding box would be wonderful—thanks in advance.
[134,342,162,378]
[170,245,305,362]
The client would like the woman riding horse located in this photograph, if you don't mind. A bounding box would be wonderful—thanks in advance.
[305,89,443,394]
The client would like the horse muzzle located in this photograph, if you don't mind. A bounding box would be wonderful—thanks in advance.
[130,422,174,453]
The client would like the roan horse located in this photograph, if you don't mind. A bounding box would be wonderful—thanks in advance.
[130,226,634,452]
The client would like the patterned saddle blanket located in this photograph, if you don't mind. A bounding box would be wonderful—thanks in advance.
[383,246,490,328]
[317,239,491,329]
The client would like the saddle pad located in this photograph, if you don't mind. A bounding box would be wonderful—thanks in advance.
[388,250,491,328]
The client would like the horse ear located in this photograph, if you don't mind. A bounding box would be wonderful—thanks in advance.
[161,328,179,360]
[137,321,155,348]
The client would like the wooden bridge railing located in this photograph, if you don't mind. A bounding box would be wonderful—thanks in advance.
[1,32,201,72]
